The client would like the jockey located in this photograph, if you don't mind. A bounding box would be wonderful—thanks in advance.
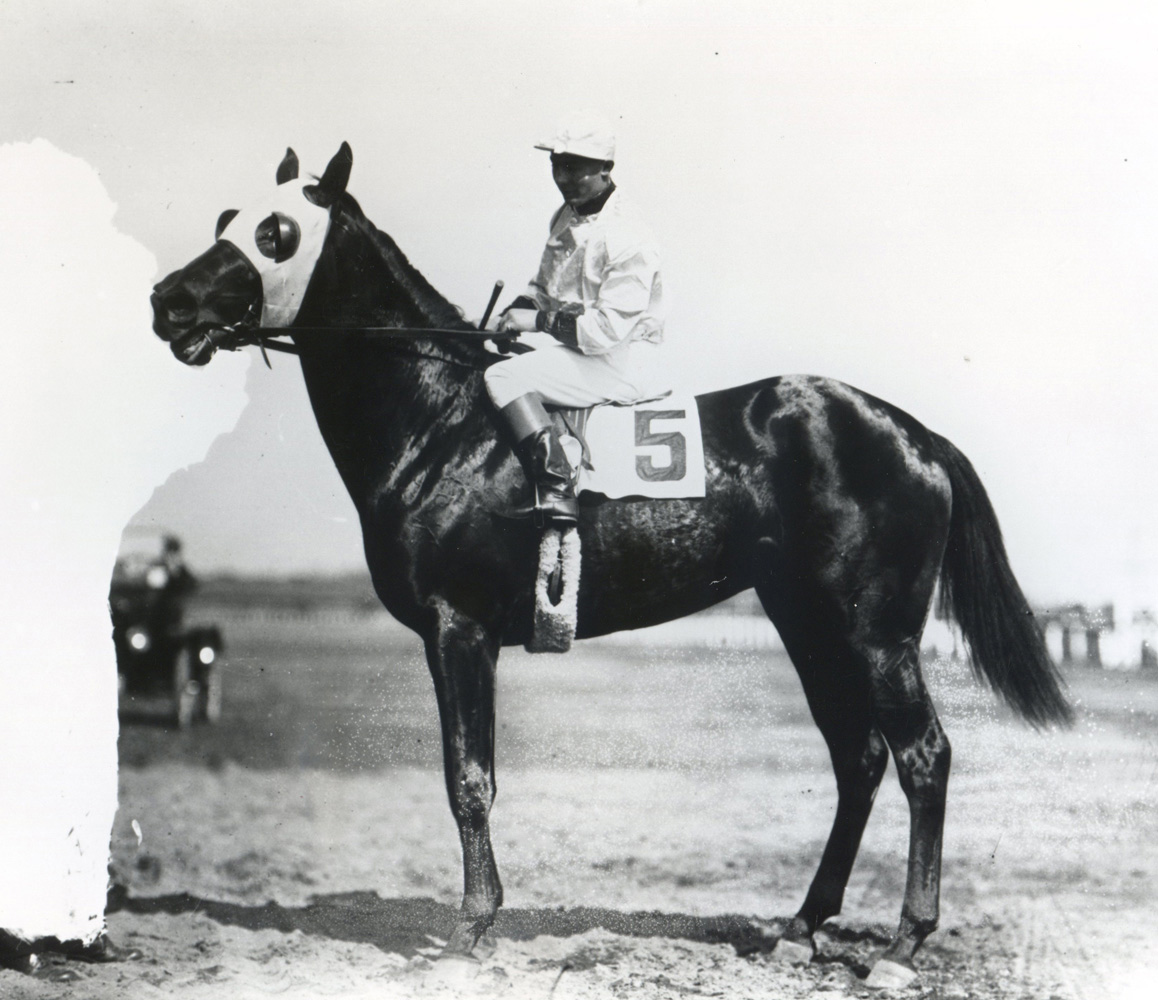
[485,112,665,526]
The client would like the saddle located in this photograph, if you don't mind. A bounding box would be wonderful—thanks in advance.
[549,390,706,501]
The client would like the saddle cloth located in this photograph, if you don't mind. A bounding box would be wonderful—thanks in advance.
[555,389,706,500]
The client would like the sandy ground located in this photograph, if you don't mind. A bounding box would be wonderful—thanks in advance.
[4,614,1157,999]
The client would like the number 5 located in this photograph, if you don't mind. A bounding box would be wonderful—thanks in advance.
[634,410,687,482]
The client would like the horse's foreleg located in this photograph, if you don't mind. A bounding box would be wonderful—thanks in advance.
[865,643,951,987]
[423,603,503,959]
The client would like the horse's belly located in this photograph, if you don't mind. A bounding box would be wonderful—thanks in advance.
[572,497,752,638]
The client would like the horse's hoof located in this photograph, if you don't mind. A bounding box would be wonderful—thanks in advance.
[425,953,482,986]
[37,965,85,983]
[865,958,919,990]
[473,929,498,961]
[76,933,141,963]
[770,936,813,966]
[0,951,40,975]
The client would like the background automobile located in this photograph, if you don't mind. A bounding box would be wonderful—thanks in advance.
[110,529,223,727]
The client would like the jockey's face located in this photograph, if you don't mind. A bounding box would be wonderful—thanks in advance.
[550,153,613,207]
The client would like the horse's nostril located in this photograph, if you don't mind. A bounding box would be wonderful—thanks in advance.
[157,289,199,329]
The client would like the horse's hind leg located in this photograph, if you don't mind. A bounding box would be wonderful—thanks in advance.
[770,585,951,984]
[758,582,890,961]
[862,641,951,987]
[422,601,503,961]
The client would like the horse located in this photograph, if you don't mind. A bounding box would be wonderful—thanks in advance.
[150,143,1071,987]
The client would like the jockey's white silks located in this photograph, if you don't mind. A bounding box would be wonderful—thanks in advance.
[218,178,331,328]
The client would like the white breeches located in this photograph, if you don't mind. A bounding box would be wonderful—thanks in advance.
[484,340,666,410]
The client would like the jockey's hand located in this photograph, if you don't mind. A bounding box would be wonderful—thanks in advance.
[495,308,539,334]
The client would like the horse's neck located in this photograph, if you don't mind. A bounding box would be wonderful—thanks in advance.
[291,205,493,509]
[298,343,483,492]
[303,200,475,334]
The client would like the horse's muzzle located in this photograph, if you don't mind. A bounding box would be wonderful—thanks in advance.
[150,285,209,365]
[150,242,263,364]
[150,287,196,341]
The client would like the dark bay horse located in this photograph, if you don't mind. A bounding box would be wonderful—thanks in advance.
[150,144,1071,985]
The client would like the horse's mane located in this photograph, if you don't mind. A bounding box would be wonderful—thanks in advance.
[339,192,475,332]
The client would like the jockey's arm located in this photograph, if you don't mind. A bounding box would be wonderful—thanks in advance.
[497,243,661,350]
[493,289,549,334]
[555,244,660,355]
[503,293,542,313]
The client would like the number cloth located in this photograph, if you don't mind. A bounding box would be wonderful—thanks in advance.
[485,188,667,410]
[577,392,706,499]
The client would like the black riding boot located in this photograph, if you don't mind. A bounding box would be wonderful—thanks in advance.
[518,426,579,526]
[497,394,579,526]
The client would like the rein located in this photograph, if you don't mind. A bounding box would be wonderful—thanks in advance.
[203,279,517,370]
[266,324,502,341]
[214,323,525,371]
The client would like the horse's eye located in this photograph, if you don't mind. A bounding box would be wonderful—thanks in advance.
[254,212,301,262]
[215,209,239,239]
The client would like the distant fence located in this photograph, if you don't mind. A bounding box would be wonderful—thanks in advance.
[192,604,393,628]
[189,581,1158,669]
[193,600,790,648]
[1035,603,1114,667]
[623,601,1158,668]
[1033,603,1158,670]
[603,611,784,650]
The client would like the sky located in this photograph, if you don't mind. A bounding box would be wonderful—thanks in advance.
[1,137,250,940]
[4,0,1158,613]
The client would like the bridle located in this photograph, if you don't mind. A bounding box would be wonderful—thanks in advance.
[202,317,526,372]
[196,280,524,371]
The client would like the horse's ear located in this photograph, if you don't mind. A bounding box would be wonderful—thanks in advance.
[276,148,299,184]
[304,142,352,207]
[215,208,239,239]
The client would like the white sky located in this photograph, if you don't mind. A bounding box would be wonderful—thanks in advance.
[4,1,1158,611]
[1,138,248,941]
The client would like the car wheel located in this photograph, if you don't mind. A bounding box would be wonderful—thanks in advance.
[173,646,198,729]
[199,663,223,724]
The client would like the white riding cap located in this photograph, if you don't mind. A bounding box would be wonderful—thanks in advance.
[534,111,616,162]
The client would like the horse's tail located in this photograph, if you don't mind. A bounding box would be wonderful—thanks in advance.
[931,433,1073,728]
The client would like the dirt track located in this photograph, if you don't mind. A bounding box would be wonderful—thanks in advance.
[4,615,1156,999]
